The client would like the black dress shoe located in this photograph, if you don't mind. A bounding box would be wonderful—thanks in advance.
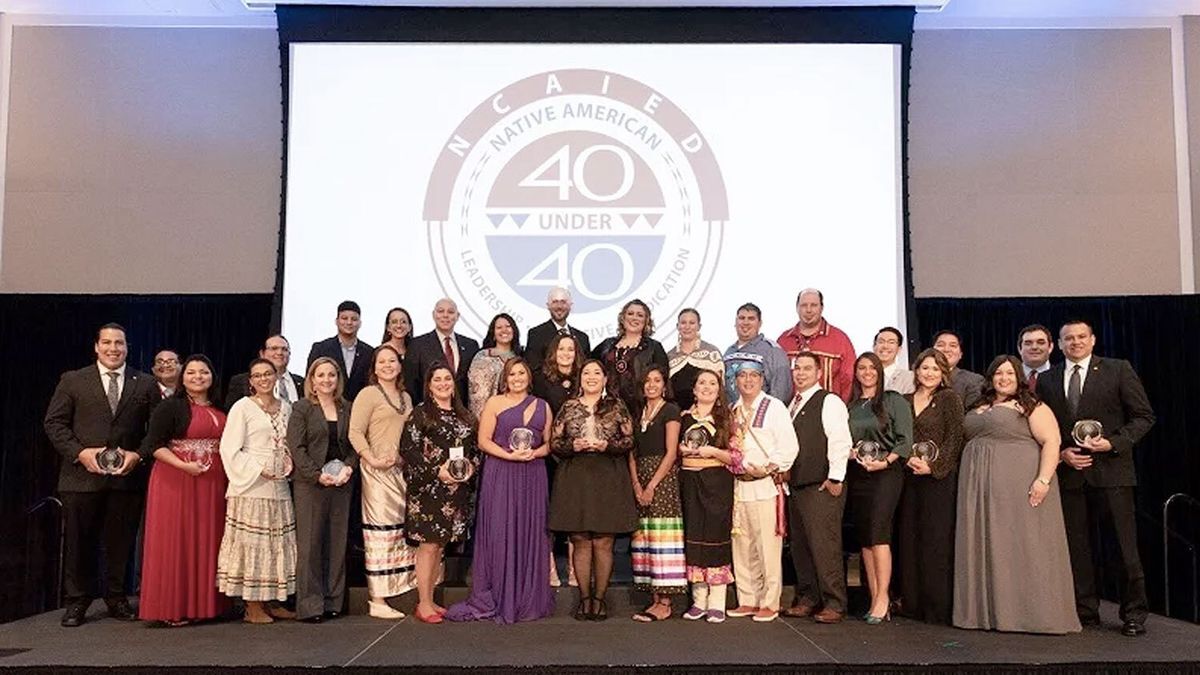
[106,598,137,621]
[301,615,323,624]
[1121,620,1146,637]
[322,610,341,621]
[61,603,88,627]
[1079,615,1102,628]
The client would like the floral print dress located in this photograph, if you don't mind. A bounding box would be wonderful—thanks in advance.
[400,404,479,545]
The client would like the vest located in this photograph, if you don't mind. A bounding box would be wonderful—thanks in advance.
[790,389,831,488]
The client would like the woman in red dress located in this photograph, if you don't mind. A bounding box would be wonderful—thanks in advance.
[139,354,230,625]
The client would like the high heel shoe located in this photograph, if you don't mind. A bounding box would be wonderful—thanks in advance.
[589,598,608,622]
[414,607,444,624]
[864,612,891,625]
[573,596,592,621]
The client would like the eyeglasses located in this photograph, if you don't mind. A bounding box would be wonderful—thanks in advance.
[154,358,179,365]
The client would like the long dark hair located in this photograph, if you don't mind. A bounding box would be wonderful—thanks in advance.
[420,361,473,424]
[635,363,674,411]
[498,357,533,395]
[379,307,413,350]
[910,348,951,392]
[541,333,584,382]
[691,368,732,448]
[615,298,655,340]
[172,354,222,409]
[367,344,406,393]
[979,354,1040,416]
[849,352,889,427]
[482,313,523,354]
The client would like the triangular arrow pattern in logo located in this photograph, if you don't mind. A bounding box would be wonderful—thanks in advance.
[644,213,663,228]
[511,214,529,228]
[488,213,507,228]
[621,214,640,228]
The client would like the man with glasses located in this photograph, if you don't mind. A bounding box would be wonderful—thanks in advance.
[225,335,305,411]
[151,350,180,398]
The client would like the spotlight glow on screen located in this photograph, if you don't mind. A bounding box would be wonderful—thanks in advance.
[283,43,904,360]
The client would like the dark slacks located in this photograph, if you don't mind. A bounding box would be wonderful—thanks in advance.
[293,481,352,620]
[60,490,144,603]
[893,470,957,624]
[1060,484,1147,624]
[787,483,847,613]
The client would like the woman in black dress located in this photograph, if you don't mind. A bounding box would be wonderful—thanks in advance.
[846,352,913,624]
[548,359,636,621]
[666,308,724,412]
[531,332,585,587]
[400,363,478,624]
[593,299,669,413]
[894,348,964,625]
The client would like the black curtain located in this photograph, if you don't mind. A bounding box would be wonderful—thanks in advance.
[917,295,1200,620]
[0,294,272,622]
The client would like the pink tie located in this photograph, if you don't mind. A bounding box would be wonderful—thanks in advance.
[443,336,456,373]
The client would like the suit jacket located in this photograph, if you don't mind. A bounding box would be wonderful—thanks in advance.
[286,397,356,486]
[1036,355,1155,488]
[525,320,591,374]
[405,330,481,405]
[224,371,305,412]
[951,368,986,410]
[307,337,374,402]
[43,364,160,492]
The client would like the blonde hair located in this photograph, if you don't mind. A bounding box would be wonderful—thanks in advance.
[304,356,346,403]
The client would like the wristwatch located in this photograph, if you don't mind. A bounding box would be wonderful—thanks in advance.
[1036,477,1052,486]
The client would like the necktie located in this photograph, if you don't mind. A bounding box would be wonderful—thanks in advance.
[1028,370,1038,391]
[559,327,570,337]
[278,378,291,403]
[443,336,456,373]
[106,371,120,414]
[1067,364,1082,416]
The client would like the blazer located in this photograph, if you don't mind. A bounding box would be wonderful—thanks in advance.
[43,364,160,492]
[1036,355,1155,488]
[224,371,305,412]
[307,336,375,402]
[405,330,481,406]
[525,320,592,374]
[951,368,986,410]
[286,397,356,486]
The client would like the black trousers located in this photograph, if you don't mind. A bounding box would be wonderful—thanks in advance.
[60,490,144,603]
[293,481,352,620]
[787,483,847,613]
[893,471,956,625]
[1060,484,1147,624]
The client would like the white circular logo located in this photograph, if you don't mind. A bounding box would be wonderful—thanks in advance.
[423,69,728,341]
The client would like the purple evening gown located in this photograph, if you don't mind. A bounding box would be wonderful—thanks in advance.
[446,395,555,623]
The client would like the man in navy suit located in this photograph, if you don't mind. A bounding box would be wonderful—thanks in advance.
[1036,319,1155,637]
[44,323,159,627]
[405,298,480,405]
[524,286,592,374]
[307,301,374,402]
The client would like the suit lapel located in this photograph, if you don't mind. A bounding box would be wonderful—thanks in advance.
[90,364,116,420]
[113,370,139,418]
[1076,356,1106,415]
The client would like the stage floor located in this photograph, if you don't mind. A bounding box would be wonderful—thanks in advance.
[1,589,1199,670]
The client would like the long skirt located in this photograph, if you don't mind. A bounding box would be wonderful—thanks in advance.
[139,453,230,621]
[631,457,687,594]
[679,467,735,584]
[361,463,417,598]
[216,496,297,602]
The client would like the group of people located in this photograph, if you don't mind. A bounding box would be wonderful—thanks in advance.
[42,287,1155,638]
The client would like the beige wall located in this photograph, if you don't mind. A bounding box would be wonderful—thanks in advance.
[1,23,1194,297]
[908,27,1182,297]
[1,25,281,293]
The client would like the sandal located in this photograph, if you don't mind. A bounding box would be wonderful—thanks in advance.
[574,596,592,621]
[632,601,671,622]
[589,598,608,622]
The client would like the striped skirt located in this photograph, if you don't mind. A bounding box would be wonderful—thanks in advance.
[631,457,687,594]
[361,463,417,598]
[216,496,297,602]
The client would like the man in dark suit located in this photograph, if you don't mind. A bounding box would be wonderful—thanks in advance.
[43,323,159,627]
[307,300,374,402]
[524,286,591,374]
[226,334,306,410]
[405,297,480,405]
[1036,319,1155,637]
[150,349,179,398]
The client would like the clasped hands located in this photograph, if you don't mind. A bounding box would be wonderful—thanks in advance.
[318,465,354,487]
[78,447,139,475]
[1061,436,1112,470]
[572,437,606,453]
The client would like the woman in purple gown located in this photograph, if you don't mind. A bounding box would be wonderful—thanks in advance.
[446,357,555,623]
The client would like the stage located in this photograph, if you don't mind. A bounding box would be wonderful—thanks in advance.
[1,589,1199,673]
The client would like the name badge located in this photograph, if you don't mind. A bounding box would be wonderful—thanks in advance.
[449,446,465,460]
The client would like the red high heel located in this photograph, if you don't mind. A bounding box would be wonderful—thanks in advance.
[414,608,444,624]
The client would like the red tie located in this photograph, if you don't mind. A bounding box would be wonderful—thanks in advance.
[1028,370,1038,390]
[443,336,456,373]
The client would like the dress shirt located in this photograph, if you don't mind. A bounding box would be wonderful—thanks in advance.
[732,392,799,502]
[1064,355,1093,399]
[276,374,299,403]
[339,339,359,375]
[1023,362,1051,379]
[791,383,852,482]
[436,330,461,370]
[157,383,174,398]
[98,362,126,400]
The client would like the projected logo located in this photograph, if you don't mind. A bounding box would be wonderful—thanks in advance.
[423,69,727,340]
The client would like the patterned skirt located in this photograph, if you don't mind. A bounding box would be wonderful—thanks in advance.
[361,463,417,598]
[631,457,687,594]
[216,496,297,602]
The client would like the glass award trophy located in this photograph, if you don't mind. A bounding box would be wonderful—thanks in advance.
[854,440,886,463]
[509,427,534,453]
[1072,420,1103,447]
[912,440,940,464]
[447,445,471,481]
[97,448,124,474]
[322,459,347,479]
